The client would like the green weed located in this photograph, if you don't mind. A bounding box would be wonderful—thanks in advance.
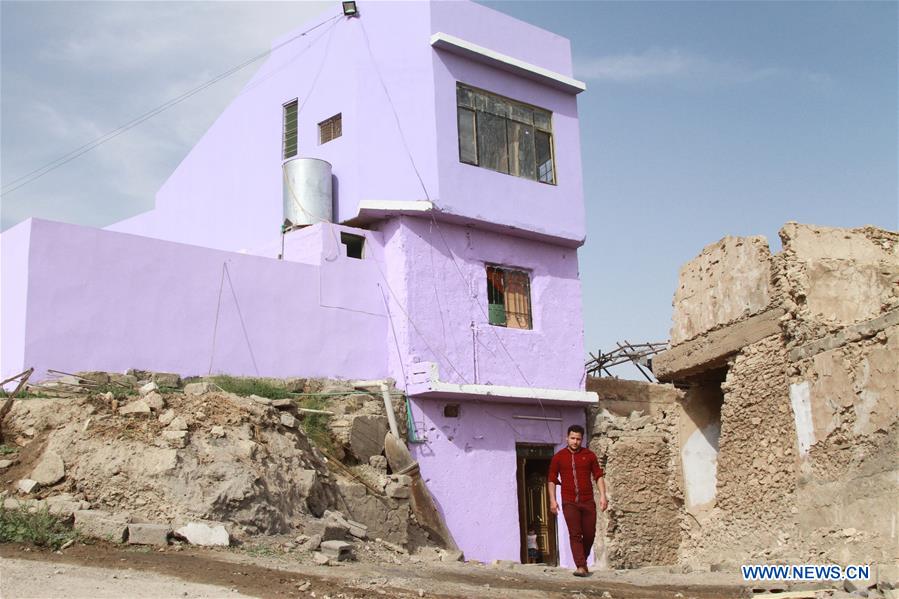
[0,506,78,550]
[297,396,334,453]
[208,376,293,399]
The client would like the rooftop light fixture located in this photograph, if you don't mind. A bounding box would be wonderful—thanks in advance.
[342,2,358,17]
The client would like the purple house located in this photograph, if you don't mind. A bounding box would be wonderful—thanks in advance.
[1,1,596,566]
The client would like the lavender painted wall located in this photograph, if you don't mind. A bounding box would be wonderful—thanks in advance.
[108,1,586,251]
[18,219,388,381]
[0,219,32,382]
[376,216,586,391]
[410,397,589,568]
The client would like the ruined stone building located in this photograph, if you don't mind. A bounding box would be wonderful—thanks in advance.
[1,1,596,567]
[588,222,898,570]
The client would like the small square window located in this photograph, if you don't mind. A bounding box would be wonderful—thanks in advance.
[444,404,460,418]
[319,113,342,144]
[486,265,532,330]
[341,232,365,259]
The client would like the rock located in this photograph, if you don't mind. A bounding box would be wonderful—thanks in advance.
[390,474,412,487]
[150,372,181,388]
[385,482,409,499]
[312,552,330,566]
[0,459,16,469]
[17,479,39,494]
[441,549,465,562]
[250,395,271,405]
[143,392,166,411]
[845,580,868,595]
[490,560,517,570]
[139,382,159,396]
[46,496,83,521]
[294,470,327,516]
[271,398,294,409]
[347,415,389,462]
[184,382,218,395]
[109,373,138,387]
[77,371,110,385]
[161,430,188,448]
[167,416,188,431]
[347,520,368,539]
[128,523,171,546]
[210,426,225,438]
[320,540,353,561]
[175,522,230,546]
[74,510,130,542]
[306,513,349,541]
[158,409,176,426]
[280,413,296,428]
[369,455,388,471]
[303,534,322,552]
[119,399,151,416]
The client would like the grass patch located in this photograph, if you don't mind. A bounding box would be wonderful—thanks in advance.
[208,376,293,400]
[94,383,138,400]
[0,445,18,455]
[297,396,334,453]
[0,506,78,550]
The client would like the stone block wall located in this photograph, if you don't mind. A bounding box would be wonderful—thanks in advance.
[587,378,683,568]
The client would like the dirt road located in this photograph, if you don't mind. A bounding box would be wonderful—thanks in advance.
[0,543,753,599]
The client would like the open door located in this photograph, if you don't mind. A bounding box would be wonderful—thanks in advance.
[516,444,559,565]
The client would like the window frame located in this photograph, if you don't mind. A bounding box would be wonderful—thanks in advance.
[456,83,556,186]
[318,113,342,145]
[485,264,534,330]
[282,99,299,160]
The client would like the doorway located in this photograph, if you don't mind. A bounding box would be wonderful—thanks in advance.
[516,444,559,565]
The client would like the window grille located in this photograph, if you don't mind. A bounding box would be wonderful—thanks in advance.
[486,265,533,330]
[319,113,342,144]
[283,100,298,159]
[457,84,555,185]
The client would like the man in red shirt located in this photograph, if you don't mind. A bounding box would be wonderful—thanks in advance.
[547,424,608,577]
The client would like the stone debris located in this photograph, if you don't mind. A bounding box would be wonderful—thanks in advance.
[385,481,409,499]
[369,455,388,471]
[210,425,225,438]
[150,372,181,388]
[271,398,294,409]
[16,479,39,494]
[74,510,130,543]
[320,539,354,561]
[250,395,272,406]
[158,409,176,426]
[347,519,368,539]
[161,430,188,448]
[175,522,230,546]
[139,382,159,396]
[280,413,296,428]
[127,523,171,546]
[0,459,16,470]
[183,381,217,395]
[312,552,331,566]
[119,399,151,416]
[143,392,166,411]
[166,416,188,431]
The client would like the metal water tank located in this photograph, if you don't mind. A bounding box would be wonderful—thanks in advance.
[282,157,333,227]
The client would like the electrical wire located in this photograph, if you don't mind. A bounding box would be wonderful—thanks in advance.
[1,13,342,197]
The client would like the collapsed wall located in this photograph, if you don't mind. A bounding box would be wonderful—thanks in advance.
[653,222,898,568]
[586,377,683,568]
[0,374,418,549]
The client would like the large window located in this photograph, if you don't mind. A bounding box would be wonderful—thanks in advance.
[283,100,298,159]
[457,84,555,184]
[486,265,533,330]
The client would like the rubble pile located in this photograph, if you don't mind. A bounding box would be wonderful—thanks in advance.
[0,371,422,554]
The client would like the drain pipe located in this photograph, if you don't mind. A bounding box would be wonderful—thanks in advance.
[352,379,400,438]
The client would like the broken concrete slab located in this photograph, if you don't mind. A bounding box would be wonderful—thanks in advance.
[166,416,188,431]
[128,523,171,546]
[158,409,176,426]
[150,372,181,388]
[346,520,368,539]
[271,398,294,409]
[31,451,65,486]
[74,510,130,543]
[280,413,296,428]
[385,482,409,499]
[175,522,230,546]
[143,392,166,411]
[139,382,159,396]
[250,395,271,405]
[119,399,151,416]
[183,382,218,395]
[16,479,38,494]
[312,552,331,566]
[320,540,353,561]
[347,415,389,462]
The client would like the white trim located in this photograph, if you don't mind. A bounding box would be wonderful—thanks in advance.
[357,200,434,213]
[407,362,597,405]
[430,32,586,95]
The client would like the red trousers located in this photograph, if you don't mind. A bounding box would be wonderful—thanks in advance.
[562,500,596,568]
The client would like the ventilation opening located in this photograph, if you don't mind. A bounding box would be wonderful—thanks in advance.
[341,233,365,259]
[444,404,460,418]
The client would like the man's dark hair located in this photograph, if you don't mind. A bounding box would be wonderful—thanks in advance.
[567,424,585,436]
